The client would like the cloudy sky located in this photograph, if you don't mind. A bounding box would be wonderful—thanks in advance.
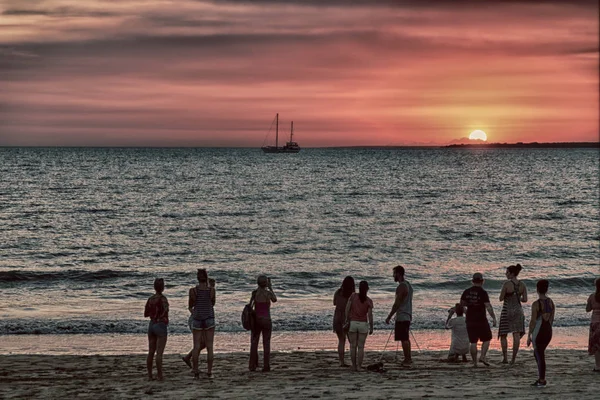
[0,0,598,146]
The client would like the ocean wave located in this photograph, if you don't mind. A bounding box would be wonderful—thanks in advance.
[0,269,140,283]
[0,313,590,335]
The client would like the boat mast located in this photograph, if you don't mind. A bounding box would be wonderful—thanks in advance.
[290,121,294,142]
[275,113,279,149]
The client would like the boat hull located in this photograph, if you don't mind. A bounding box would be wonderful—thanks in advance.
[261,146,301,153]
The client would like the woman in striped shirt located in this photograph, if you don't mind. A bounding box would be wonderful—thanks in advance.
[189,269,216,379]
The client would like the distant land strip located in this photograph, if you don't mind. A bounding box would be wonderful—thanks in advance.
[444,142,599,149]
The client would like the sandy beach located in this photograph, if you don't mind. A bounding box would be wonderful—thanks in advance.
[0,349,597,399]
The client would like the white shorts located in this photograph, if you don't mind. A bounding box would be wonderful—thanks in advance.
[349,320,369,334]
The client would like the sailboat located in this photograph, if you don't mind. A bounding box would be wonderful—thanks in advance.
[261,113,301,153]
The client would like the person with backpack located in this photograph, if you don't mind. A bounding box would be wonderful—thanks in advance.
[249,275,277,372]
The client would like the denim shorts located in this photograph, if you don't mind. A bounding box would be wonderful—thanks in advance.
[192,318,215,331]
[148,321,168,337]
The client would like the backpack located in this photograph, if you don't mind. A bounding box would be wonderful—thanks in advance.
[241,291,256,330]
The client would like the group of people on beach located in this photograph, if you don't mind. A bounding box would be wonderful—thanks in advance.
[144,265,600,387]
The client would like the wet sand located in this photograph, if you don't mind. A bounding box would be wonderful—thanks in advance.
[0,349,597,399]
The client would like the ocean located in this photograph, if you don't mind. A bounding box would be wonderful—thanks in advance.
[0,147,598,340]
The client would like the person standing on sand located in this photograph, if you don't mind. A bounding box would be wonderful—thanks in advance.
[586,277,600,372]
[144,278,169,381]
[182,278,212,369]
[385,265,413,366]
[345,280,374,371]
[249,275,277,372]
[333,276,355,367]
[498,264,527,364]
[460,272,497,367]
[189,269,216,380]
[527,279,554,387]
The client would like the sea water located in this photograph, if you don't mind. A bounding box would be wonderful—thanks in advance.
[0,147,598,340]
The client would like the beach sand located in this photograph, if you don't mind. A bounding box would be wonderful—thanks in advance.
[0,349,597,399]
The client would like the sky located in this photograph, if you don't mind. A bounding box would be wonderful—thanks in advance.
[0,0,598,147]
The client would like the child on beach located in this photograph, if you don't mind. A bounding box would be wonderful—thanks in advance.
[445,303,469,362]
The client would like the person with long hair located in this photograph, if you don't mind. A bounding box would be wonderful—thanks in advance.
[498,263,527,364]
[344,280,373,371]
[188,269,216,379]
[586,277,600,372]
[249,275,277,372]
[144,278,169,381]
[333,276,355,367]
[527,280,554,387]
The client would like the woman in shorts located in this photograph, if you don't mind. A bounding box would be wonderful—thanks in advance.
[344,280,373,371]
[189,269,216,379]
[144,278,169,381]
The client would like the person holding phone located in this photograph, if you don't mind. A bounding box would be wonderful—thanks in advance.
[249,275,277,372]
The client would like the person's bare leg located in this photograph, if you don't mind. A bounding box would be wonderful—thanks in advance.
[156,335,167,381]
[480,340,490,365]
[470,343,478,367]
[192,330,202,378]
[401,340,412,364]
[205,328,215,377]
[147,334,157,380]
[357,333,367,370]
[336,331,346,366]
[500,334,508,363]
[348,332,358,371]
[511,332,520,364]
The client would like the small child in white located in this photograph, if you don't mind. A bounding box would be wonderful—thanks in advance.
[445,303,469,362]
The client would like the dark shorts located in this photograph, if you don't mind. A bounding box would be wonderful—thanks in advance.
[192,317,215,331]
[466,322,492,344]
[148,321,168,337]
[395,320,411,341]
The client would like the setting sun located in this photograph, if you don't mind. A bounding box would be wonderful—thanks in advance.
[469,130,488,141]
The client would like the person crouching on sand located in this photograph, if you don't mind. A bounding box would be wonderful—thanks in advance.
[345,280,373,371]
[333,276,355,367]
[144,278,169,381]
[527,279,554,387]
[189,269,216,379]
[445,303,469,362]
[460,272,497,367]
[586,277,600,372]
[249,275,277,372]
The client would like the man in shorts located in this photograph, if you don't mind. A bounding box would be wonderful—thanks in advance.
[386,265,413,366]
[460,272,497,367]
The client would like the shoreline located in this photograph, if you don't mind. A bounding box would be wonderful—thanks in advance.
[0,350,597,399]
[0,326,589,356]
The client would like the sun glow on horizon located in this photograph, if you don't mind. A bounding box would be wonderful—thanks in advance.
[469,130,488,141]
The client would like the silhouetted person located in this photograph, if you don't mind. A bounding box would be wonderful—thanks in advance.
[445,303,469,362]
[527,279,554,387]
[345,280,373,371]
[144,278,169,381]
[249,275,277,372]
[586,277,600,371]
[333,276,355,367]
[385,265,413,366]
[189,269,216,379]
[460,272,496,367]
[498,264,527,364]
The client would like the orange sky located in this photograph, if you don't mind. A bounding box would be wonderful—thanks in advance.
[0,0,598,146]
